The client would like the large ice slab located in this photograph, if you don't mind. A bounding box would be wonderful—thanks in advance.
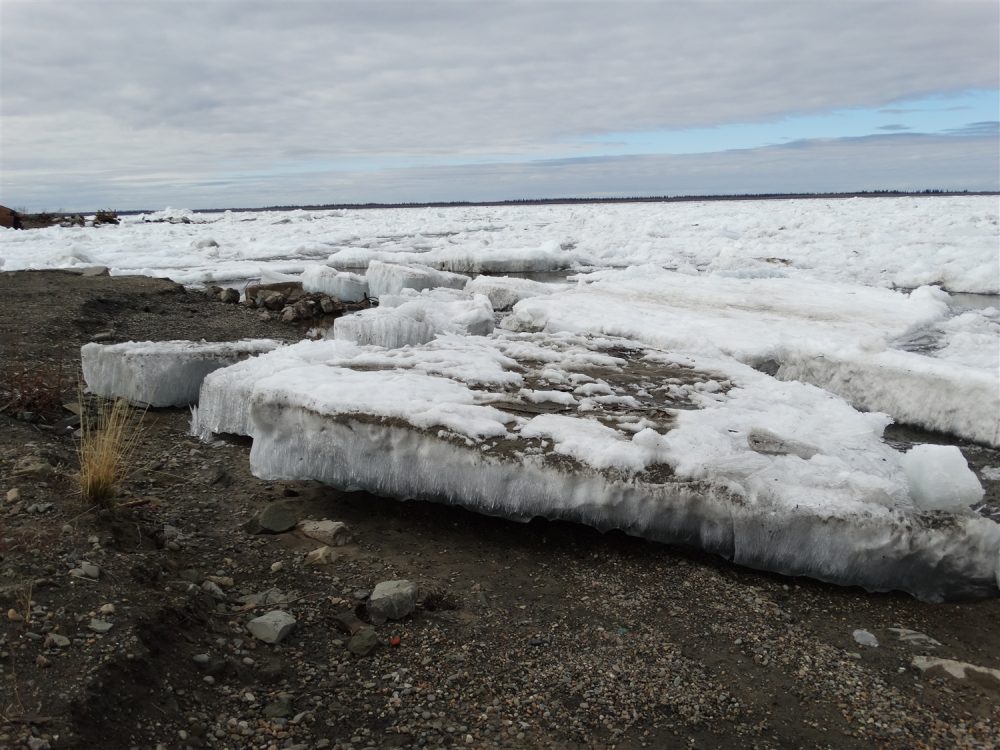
[503,268,1000,446]
[82,339,282,407]
[331,288,494,348]
[365,260,469,299]
[300,265,369,302]
[238,330,999,601]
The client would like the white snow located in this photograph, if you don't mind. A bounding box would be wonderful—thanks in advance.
[503,268,1000,446]
[192,339,366,439]
[83,339,282,407]
[2,197,994,292]
[465,274,568,310]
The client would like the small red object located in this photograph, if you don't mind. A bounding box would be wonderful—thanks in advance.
[390,635,401,647]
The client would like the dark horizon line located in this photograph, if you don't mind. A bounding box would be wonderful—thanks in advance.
[133,189,999,215]
[14,188,998,216]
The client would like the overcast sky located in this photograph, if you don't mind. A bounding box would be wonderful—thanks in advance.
[1,1,997,211]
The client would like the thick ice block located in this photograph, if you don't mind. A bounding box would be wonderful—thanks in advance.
[240,330,999,602]
[365,260,469,299]
[332,289,494,348]
[301,265,369,302]
[82,339,282,407]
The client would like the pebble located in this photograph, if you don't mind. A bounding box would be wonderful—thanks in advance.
[247,610,297,644]
[70,562,100,580]
[852,629,879,647]
[347,629,380,657]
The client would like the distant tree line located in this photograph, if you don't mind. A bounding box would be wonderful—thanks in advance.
[109,189,994,216]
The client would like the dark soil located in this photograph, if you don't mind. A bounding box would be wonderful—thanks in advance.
[1,270,998,750]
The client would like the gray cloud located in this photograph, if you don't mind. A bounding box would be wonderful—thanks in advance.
[877,124,911,131]
[942,121,1000,136]
[7,131,995,211]
[1,0,997,210]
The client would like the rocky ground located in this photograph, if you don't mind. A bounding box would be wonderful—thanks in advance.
[1,270,998,750]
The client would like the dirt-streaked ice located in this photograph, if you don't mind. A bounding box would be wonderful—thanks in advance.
[192,330,1000,602]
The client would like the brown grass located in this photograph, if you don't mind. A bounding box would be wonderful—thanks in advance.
[77,396,145,506]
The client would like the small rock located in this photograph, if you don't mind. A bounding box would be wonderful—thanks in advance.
[44,633,71,648]
[270,561,284,573]
[219,288,240,304]
[319,297,337,314]
[247,610,297,644]
[263,292,286,311]
[193,653,211,666]
[88,618,113,634]
[13,456,52,477]
[368,580,418,624]
[298,519,352,546]
[246,501,300,534]
[27,737,51,750]
[98,603,115,616]
[71,562,100,580]
[347,628,380,657]
[6,608,23,622]
[888,627,941,648]
[912,656,1000,690]
[747,428,818,460]
[27,502,54,513]
[202,581,227,599]
[263,694,294,719]
[5,487,20,503]
[852,629,879,648]
[304,546,337,566]
[279,306,297,323]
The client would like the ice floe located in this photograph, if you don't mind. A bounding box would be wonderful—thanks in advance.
[365,260,469,299]
[82,339,281,407]
[4,197,995,293]
[184,330,1000,601]
[300,265,370,302]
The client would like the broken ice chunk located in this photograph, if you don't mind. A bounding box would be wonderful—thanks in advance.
[901,444,984,511]
[82,339,282,407]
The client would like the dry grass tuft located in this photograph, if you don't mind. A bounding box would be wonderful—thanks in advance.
[77,396,145,506]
